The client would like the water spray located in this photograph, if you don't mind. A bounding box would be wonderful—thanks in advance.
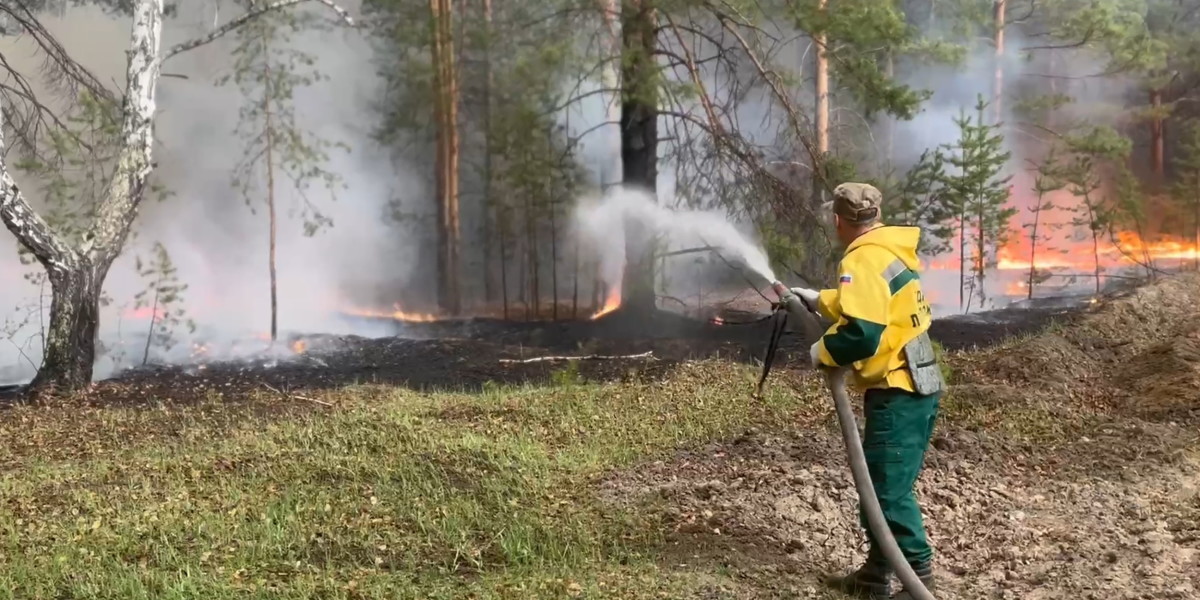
[761,283,937,600]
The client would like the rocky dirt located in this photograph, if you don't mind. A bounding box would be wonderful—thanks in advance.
[599,275,1200,599]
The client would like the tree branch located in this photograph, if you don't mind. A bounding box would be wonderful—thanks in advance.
[161,0,356,62]
[85,0,165,263]
[0,101,78,275]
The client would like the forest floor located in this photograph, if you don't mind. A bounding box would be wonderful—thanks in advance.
[0,277,1196,598]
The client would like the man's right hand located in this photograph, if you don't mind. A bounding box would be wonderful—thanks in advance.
[789,287,819,305]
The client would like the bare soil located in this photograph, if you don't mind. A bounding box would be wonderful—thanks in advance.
[598,275,1200,599]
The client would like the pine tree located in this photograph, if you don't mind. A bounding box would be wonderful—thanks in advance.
[1108,167,1156,278]
[939,95,1014,311]
[1059,126,1131,294]
[887,147,952,256]
[1024,149,1066,299]
[221,4,347,342]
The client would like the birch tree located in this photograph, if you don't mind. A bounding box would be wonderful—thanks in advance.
[0,0,353,397]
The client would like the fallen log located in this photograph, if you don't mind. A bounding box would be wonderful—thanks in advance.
[499,351,655,364]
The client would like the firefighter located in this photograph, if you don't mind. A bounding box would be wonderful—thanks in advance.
[788,182,944,599]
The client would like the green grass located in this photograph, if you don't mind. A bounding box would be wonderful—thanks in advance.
[0,363,820,599]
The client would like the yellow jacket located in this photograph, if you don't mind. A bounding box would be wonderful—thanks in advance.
[814,225,934,393]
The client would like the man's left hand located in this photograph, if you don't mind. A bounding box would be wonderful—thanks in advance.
[809,341,823,369]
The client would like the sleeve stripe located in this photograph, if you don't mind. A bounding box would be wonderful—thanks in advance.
[888,269,918,295]
[822,317,886,366]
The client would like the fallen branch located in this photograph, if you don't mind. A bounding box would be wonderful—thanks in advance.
[500,351,655,364]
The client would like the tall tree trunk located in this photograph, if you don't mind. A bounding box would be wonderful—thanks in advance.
[430,0,449,312]
[526,191,540,318]
[142,283,159,365]
[600,0,622,187]
[550,197,559,321]
[500,206,510,319]
[1194,185,1199,271]
[619,0,658,314]
[1085,195,1101,295]
[1027,193,1042,300]
[444,0,462,315]
[481,0,496,304]
[884,52,894,165]
[992,0,1005,124]
[430,0,461,315]
[34,262,104,393]
[572,237,580,319]
[813,0,829,204]
[976,186,986,308]
[1150,89,1165,183]
[958,211,966,311]
[263,60,279,342]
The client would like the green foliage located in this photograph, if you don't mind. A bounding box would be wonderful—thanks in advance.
[549,360,583,387]
[1042,0,1167,75]
[938,96,1014,308]
[11,90,169,267]
[887,147,952,255]
[1022,149,1068,296]
[1056,125,1131,290]
[133,242,196,363]
[7,88,172,332]
[790,0,932,120]
[219,4,347,235]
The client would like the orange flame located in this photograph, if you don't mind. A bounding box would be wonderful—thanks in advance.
[122,306,166,321]
[292,339,307,354]
[590,285,621,320]
[995,229,1200,273]
[342,305,442,322]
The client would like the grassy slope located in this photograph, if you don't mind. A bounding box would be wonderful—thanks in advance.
[0,363,828,600]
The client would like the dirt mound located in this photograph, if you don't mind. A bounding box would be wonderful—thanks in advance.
[955,273,1200,420]
[1120,316,1200,418]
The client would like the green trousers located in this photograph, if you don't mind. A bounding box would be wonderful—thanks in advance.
[858,386,940,566]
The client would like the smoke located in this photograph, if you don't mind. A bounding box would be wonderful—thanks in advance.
[572,187,777,305]
[0,2,420,383]
[878,29,1139,314]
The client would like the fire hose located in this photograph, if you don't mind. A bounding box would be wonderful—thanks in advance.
[760,282,936,600]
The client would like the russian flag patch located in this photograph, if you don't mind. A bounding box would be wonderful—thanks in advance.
[839,274,853,284]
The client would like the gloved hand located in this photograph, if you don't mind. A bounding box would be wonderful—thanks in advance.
[809,340,824,369]
[790,287,819,305]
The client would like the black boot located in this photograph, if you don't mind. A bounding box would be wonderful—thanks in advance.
[892,561,935,599]
[824,558,892,599]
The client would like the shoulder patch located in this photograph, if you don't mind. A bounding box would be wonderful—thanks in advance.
[839,274,853,284]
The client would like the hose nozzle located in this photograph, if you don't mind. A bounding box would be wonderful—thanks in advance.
[770,280,789,300]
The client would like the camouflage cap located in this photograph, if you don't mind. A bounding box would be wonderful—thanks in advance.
[823,182,883,224]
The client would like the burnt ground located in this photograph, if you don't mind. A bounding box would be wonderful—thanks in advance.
[0,297,1085,407]
[27,298,1077,407]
